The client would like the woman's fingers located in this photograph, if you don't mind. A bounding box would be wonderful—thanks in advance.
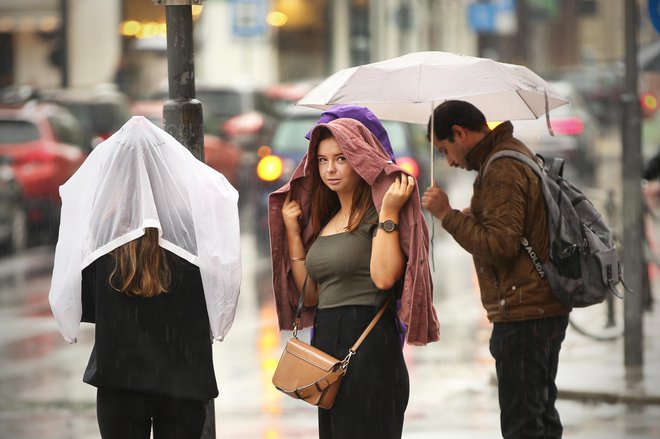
[395,174,414,195]
[405,175,415,195]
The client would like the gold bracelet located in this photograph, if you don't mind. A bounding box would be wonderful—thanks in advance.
[290,257,306,263]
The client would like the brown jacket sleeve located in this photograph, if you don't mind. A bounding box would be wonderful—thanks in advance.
[442,159,529,266]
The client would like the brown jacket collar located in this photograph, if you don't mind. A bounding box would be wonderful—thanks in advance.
[465,121,515,171]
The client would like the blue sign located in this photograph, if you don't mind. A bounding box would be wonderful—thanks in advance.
[468,3,497,33]
[650,0,660,34]
[467,0,517,34]
[231,0,267,38]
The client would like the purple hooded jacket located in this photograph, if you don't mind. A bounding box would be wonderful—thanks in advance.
[304,104,396,162]
[268,118,440,346]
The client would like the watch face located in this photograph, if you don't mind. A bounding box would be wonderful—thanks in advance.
[381,220,396,232]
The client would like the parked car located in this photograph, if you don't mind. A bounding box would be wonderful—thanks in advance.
[547,64,623,127]
[252,105,427,248]
[0,156,27,253]
[220,80,327,156]
[154,84,260,138]
[39,84,131,146]
[511,81,599,185]
[130,100,242,188]
[0,101,89,232]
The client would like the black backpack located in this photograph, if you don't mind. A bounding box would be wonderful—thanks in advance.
[483,150,632,309]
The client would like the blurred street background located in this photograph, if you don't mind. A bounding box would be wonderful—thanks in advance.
[1,0,660,437]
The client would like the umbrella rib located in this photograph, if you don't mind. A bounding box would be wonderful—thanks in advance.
[515,89,539,118]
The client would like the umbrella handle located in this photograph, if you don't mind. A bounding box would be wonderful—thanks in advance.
[544,90,555,137]
[430,101,435,185]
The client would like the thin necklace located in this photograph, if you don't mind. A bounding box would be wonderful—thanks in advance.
[334,210,349,233]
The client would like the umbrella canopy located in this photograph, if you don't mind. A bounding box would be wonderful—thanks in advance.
[298,51,569,124]
[49,116,241,343]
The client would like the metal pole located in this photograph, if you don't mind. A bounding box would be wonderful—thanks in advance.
[162,3,205,161]
[155,1,212,436]
[59,0,69,88]
[622,0,644,376]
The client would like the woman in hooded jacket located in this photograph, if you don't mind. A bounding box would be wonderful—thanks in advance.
[277,118,427,438]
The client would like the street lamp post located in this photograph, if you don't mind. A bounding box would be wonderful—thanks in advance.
[622,0,644,380]
[151,1,213,437]
[58,0,69,88]
[154,0,205,162]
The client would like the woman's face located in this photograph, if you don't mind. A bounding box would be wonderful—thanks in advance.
[317,136,361,196]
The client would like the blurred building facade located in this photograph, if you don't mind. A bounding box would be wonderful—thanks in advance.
[0,0,656,97]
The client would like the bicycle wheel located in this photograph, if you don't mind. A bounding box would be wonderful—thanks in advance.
[568,293,624,341]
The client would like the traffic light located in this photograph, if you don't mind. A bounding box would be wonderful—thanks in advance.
[641,92,658,118]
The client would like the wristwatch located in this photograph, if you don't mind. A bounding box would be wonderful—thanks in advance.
[378,220,399,233]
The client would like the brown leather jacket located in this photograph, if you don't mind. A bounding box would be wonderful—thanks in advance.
[442,122,570,322]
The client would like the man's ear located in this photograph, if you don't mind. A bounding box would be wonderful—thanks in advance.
[452,125,466,142]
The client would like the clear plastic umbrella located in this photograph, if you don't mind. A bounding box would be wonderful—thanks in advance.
[49,116,241,343]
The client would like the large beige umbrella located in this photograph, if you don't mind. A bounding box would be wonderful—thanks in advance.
[298,51,569,182]
[298,51,568,124]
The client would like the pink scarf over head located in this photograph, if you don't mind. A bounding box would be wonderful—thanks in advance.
[268,118,440,345]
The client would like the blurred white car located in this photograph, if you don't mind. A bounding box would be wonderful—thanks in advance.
[511,81,599,185]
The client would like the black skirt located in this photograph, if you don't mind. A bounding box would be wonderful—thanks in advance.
[311,305,409,439]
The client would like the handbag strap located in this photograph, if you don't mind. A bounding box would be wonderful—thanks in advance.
[293,274,392,367]
[349,297,391,353]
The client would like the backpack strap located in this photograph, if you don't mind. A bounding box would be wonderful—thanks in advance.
[547,157,565,180]
[482,150,553,282]
[482,150,544,179]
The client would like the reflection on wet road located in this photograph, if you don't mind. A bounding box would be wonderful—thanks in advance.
[1,164,659,438]
[0,246,98,439]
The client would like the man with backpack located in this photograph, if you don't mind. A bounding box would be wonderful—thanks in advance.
[422,100,571,439]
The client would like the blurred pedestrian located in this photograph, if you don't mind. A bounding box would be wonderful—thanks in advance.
[422,100,571,439]
[642,148,660,311]
[49,116,241,439]
[269,118,439,438]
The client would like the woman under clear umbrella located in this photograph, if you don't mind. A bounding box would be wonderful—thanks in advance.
[49,116,241,438]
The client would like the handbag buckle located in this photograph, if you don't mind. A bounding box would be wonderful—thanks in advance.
[292,322,299,338]
[341,350,355,369]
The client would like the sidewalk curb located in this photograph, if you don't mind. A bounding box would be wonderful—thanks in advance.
[558,389,660,405]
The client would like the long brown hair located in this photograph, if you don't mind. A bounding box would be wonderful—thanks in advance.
[309,127,374,235]
[109,227,171,297]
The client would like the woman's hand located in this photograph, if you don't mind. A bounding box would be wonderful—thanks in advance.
[372,174,413,290]
[381,174,415,217]
[281,192,318,306]
[282,192,303,236]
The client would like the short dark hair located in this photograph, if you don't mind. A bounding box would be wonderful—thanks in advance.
[427,100,487,142]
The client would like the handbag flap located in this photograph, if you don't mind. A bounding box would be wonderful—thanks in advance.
[285,338,340,372]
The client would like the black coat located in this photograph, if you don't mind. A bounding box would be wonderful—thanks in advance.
[81,251,218,401]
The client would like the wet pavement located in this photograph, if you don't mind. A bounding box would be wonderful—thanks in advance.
[1,154,660,438]
[2,228,659,438]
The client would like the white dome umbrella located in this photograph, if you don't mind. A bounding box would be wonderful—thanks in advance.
[298,51,569,124]
[297,51,569,181]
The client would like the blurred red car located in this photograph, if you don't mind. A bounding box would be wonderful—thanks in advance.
[221,80,322,152]
[0,101,89,229]
[130,100,242,187]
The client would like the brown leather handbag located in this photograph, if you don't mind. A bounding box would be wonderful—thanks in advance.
[272,276,391,409]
